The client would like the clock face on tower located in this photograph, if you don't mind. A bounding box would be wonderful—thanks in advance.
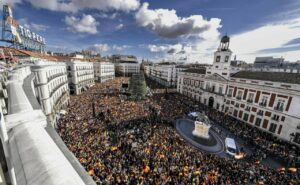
[216,56,221,62]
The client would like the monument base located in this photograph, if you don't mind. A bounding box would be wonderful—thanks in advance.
[192,130,210,139]
[192,120,211,139]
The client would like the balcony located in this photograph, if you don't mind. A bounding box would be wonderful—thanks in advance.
[257,111,264,116]
[227,94,232,97]
[271,117,279,122]
[245,108,251,112]
[259,102,267,107]
[274,106,284,112]
[247,99,253,103]
[236,96,242,100]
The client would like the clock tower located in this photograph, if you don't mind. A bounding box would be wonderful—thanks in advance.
[207,35,233,78]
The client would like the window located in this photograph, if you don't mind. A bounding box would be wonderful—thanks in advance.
[247,93,254,103]
[235,103,239,108]
[255,118,262,127]
[269,123,277,133]
[225,56,229,62]
[228,89,233,97]
[245,106,251,111]
[219,86,223,94]
[243,113,249,122]
[294,133,300,144]
[237,91,243,100]
[260,96,268,107]
[272,114,280,121]
[275,99,285,112]
[216,55,221,62]
[257,110,264,116]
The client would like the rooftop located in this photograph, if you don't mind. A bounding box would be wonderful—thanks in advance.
[231,71,300,84]
[183,68,206,74]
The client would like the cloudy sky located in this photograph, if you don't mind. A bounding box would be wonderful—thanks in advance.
[1,0,300,63]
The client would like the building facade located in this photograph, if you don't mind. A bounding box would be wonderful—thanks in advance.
[66,61,95,95]
[94,62,115,82]
[115,62,140,76]
[112,55,140,76]
[31,60,70,126]
[146,63,187,87]
[0,72,8,115]
[177,36,300,145]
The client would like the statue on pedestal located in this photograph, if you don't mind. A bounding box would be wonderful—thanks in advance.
[192,121,211,139]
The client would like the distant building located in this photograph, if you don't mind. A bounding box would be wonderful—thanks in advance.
[31,60,70,126]
[66,61,95,95]
[112,55,140,76]
[94,62,115,82]
[231,56,248,67]
[254,57,285,68]
[146,62,186,87]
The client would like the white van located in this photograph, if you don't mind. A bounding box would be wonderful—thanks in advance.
[225,138,237,156]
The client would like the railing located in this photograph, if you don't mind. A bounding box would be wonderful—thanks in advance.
[247,99,253,103]
[259,102,267,107]
[271,117,279,122]
[227,94,232,97]
[50,82,67,97]
[47,72,66,82]
[236,96,242,100]
[274,106,284,112]
[257,111,264,116]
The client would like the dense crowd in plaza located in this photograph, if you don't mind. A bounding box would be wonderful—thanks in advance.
[57,77,299,184]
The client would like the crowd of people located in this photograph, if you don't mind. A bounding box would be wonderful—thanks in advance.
[57,77,299,184]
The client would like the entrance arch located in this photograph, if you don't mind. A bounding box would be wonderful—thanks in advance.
[208,97,214,108]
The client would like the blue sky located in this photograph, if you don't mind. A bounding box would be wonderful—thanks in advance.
[1,0,300,63]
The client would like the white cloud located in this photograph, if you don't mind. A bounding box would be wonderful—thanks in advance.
[231,18,300,62]
[30,23,49,31]
[88,44,130,54]
[115,23,124,30]
[147,44,182,53]
[112,44,130,51]
[64,14,99,34]
[2,0,21,5]
[18,18,49,32]
[88,44,110,54]
[24,0,140,13]
[135,3,221,39]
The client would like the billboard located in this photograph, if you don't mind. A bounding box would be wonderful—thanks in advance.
[3,5,46,46]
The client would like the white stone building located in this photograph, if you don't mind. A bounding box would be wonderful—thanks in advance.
[112,55,140,76]
[31,60,70,126]
[146,63,187,87]
[0,72,8,115]
[66,61,95,95]
[177,36,300,145]
[115,62,140,76]
[94,62,115,82]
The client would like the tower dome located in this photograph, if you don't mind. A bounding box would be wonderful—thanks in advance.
[219,35,230,51]
[221,35,230,43]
